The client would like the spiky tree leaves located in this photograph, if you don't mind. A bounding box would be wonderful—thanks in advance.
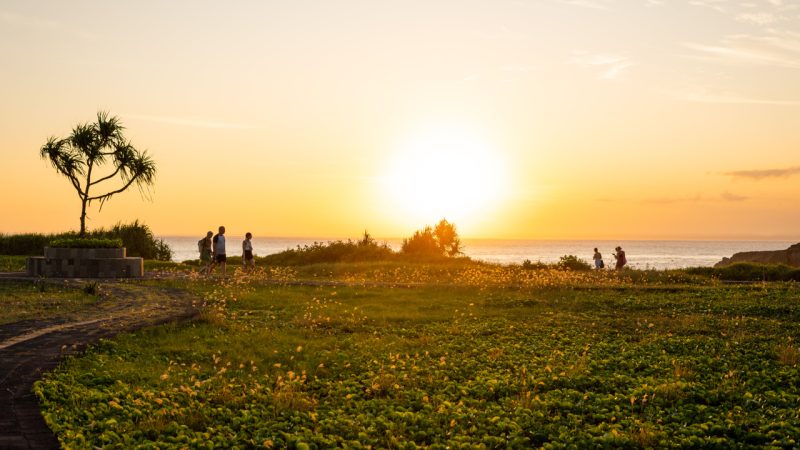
[40,112,157,236]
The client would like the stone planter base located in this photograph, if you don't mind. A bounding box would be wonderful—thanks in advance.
[27,247,143,278]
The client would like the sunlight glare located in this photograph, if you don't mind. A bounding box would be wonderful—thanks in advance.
[381,128,508,229]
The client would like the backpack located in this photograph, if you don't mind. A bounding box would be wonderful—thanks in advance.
[198,239,204,253]
[599,260,605,269]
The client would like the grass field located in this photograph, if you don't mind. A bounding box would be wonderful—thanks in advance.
[30,265,800,448]
[0,281,99,325]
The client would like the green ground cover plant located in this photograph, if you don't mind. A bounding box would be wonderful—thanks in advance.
[34,267,800,448]
[0,281,99,324]
[49,238,123,248]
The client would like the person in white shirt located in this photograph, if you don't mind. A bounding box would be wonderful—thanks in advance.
[211,225,227,276]
[593,248,604,269]
[242,232,254,272]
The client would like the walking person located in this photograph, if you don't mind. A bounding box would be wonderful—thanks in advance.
[242,232,255,272]
[613,246,627,271]
[593,248,604,269]
[211,226,227,276]
[198,231,213,275]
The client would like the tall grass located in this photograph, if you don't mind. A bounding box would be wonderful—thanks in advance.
[0,220,172,260]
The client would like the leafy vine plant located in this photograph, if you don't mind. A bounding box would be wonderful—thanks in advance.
[40,112,157,236]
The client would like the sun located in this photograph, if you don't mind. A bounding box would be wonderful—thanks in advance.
[381,128,508,229]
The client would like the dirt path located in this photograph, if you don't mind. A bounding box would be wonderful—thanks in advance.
[0,281,199,449]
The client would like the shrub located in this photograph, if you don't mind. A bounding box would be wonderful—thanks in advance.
[401,219,462,257]
[557,255,592,271]
[262,231,394,266]
[521,259,549,270]
[0,234,53,256]
[105,221,172,261]
[0,220,172,260]
[685,263,800,282]
[49,238,123,248]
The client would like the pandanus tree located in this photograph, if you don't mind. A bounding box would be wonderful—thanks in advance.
[40,112,156,236]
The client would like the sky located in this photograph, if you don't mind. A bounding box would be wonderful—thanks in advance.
[1,0,799,240]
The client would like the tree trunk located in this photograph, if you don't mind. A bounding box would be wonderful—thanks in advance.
[81,162,93,237]
[79,196,88,237]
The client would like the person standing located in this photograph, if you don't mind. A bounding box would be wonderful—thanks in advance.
[593,248,604,269]
[211,225,227,276]
[613,246,627,270]
[242,232,255,272]
[199,231,213,275]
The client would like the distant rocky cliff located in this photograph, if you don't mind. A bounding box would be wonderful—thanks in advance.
[715,243,800,268]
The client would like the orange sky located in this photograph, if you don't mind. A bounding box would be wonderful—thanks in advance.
[1,1,799,240]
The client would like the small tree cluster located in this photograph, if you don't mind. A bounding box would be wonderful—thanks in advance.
[401,219,462,257]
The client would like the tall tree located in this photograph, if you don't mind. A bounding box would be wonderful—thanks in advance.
[40,112,156,236]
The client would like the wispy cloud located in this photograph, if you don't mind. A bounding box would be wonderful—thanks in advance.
[561,0,608,10]
[723,166,800,180]
[721,191,748,201]
[123,114,254,130]
[642,194,703,205]
[601,192,749,204]
[736,12,782,26]
[570,51,635,80]
[679,89,800,106]
[687,0,729,14]
[684,33,800,68]
[0,10,95,39]
[500,65,536,72]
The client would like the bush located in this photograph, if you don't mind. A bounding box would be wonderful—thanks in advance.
[557,255,593,271]
[0,234,53,256]
[0,220,172,260]
[49,238,123,248]
[262,231,394,266]
[104,221,172,260]
[521,259,549,270]
[401,219,462,257]
[685,263,800,282]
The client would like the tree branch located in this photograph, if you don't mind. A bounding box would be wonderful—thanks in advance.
[89,166,121,186]
[87,172,143,202]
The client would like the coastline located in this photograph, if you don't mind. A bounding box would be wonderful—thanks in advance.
[158,236,797,270]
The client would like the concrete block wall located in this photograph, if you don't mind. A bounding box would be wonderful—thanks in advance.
[27,247,143,278]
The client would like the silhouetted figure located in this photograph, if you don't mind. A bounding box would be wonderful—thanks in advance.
[242,232,254,272]
[211,226,227,275]
[613,246,627,270]
[593,248,604,269]
[199,231,213,275]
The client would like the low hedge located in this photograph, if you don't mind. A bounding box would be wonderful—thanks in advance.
[48,238,123,249]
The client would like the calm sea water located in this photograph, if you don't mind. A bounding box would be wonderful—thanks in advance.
[161,236,796,270]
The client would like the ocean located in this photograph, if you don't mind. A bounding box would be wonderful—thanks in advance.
[161,237,796,270]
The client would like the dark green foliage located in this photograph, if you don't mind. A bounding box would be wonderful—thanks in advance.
[520,256,592,271]
[0,234,53,256]
[557,254,593,271]
[401,219,463,257]
[521,259,549,270]
[686,262,800,281]
[49,238,123,248]
[82,282,100,296]
[262,231,394,265]
[0,221,172,260]
[106,221,172,261]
